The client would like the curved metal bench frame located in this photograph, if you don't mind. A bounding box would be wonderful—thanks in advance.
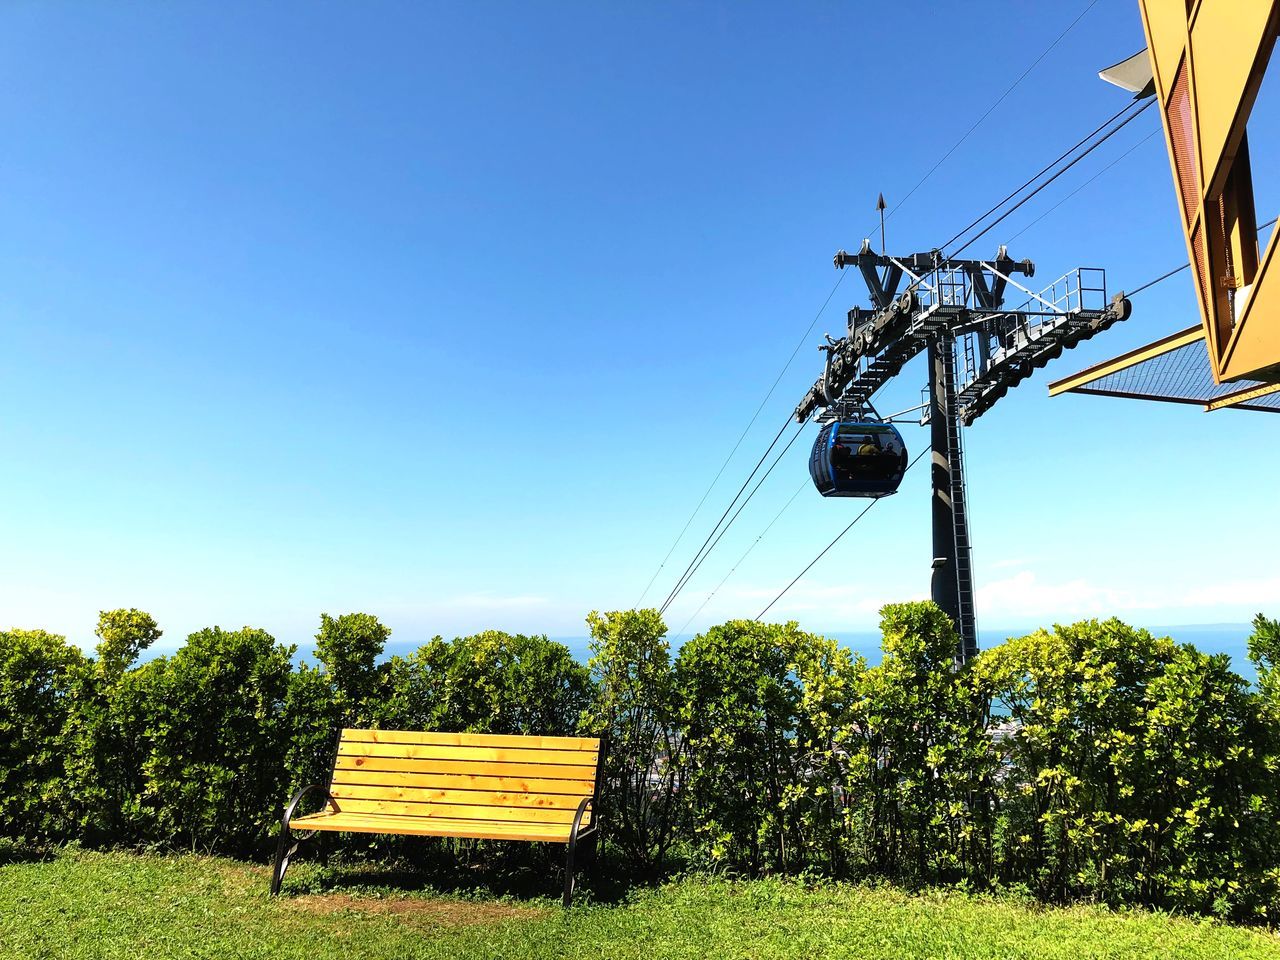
[270,782,337,896]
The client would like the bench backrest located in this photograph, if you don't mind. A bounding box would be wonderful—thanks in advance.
[328,729,601,828]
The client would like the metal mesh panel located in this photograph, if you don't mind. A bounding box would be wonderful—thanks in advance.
[1190,223,1208,311]
[1167,58,1200,227]
[1077,337,1278,411]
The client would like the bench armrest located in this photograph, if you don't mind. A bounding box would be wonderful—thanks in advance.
[568,796,597,842]
[282,783,337,831]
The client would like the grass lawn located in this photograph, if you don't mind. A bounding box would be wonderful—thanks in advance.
[2,849,1279,959]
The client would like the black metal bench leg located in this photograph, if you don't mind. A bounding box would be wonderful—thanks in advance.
[563,840,577,908]
[270,823,294,896]
[563,796,597,908]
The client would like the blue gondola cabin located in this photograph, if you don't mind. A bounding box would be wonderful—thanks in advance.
[809,420,907,498]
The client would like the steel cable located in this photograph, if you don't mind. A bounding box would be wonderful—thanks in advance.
[882,0,1103,230]
[753,448,929,621]
[948,99,1156,258]
[634,272,846,607]
[1127,216,1277,297]
[675,477,810,639]
[938,98,1148,254]
[657,412,795,616]
[660,416,811,616]
[1004,129,1161,245]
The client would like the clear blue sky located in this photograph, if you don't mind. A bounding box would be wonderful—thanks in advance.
[1,1,1276,652]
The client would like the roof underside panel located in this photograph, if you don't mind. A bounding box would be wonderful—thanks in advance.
[1050,327,1280,413]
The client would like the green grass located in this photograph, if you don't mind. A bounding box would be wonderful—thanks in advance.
[2,848,1279,959]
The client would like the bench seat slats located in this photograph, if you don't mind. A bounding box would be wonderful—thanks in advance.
[330,784,590,809]
[338,741,597,767]
[291,811,576,843]
[328,796,591,825]
[340,729,597,752]
[335,755,595,782]
[330,768,595,796]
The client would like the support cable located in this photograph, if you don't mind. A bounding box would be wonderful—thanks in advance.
[1128,262,1189,297]
[881,0,1102,229]
[657,412,795,616]
[754,448,929,622]
[1126,216,1277,298]
[948,99,1156,258]
[674,478,810,639]
[661,416,811,616]
[947,99,1157,261]
[634,272,846,608]
[938,98,1146,254]
[1004,129,1160,245]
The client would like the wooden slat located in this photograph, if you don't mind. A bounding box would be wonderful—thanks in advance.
[291,812,572,843]
[305,730,600,845]
[330,797,588,825]
[334,755,597,782]
[295,812,565,834]
[337,741,597,768]
[330,768,595,796]
[341,729,598,752]
[330,784,588,810]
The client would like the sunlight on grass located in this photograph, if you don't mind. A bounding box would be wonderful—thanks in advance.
[2,849,1278,960]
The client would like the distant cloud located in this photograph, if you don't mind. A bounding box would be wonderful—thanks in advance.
[977,571,1155,619]
[1183,576,1280,609]
[978,570,1280,623]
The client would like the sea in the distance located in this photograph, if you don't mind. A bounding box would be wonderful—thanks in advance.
[377,622,1261,683]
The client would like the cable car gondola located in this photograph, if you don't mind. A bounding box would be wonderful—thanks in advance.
[809,416,907,498]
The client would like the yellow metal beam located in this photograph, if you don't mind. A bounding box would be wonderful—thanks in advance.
[1204,380,1280,411]
[1046,325,1203,396]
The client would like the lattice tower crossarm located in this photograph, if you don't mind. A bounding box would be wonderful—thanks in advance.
[793,243,1133,426]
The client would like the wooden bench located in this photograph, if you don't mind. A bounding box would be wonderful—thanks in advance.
[270,729,603,905]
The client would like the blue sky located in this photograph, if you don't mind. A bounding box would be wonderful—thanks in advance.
[1,1,1276,653]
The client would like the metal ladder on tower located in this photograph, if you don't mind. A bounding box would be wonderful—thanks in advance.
[945,345,978,660]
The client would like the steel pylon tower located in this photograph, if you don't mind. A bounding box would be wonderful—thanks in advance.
[794,243,1131,662]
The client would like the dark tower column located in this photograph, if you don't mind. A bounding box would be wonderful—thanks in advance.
[927,335,978,662]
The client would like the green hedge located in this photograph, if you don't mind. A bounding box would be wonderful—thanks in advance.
[2,604,1278,922]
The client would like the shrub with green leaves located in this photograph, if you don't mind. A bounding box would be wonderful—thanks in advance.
[0,628,85,842]
[314,612,391,726]
[3,600,1279,923]
[674,619,854,875]
[282,613,393,792]
[381,631,590,737]
[845,602,990,885]
[975,618,1280,920]
[582,608,685,874]
[61,609,161,844]
[282,663,342,793]
[1249,613,1280,709]
[124,626,294,854]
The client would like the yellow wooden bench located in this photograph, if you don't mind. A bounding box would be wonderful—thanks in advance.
[270,728,602,905]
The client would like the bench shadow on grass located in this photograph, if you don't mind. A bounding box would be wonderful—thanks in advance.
[281,837,663,907]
